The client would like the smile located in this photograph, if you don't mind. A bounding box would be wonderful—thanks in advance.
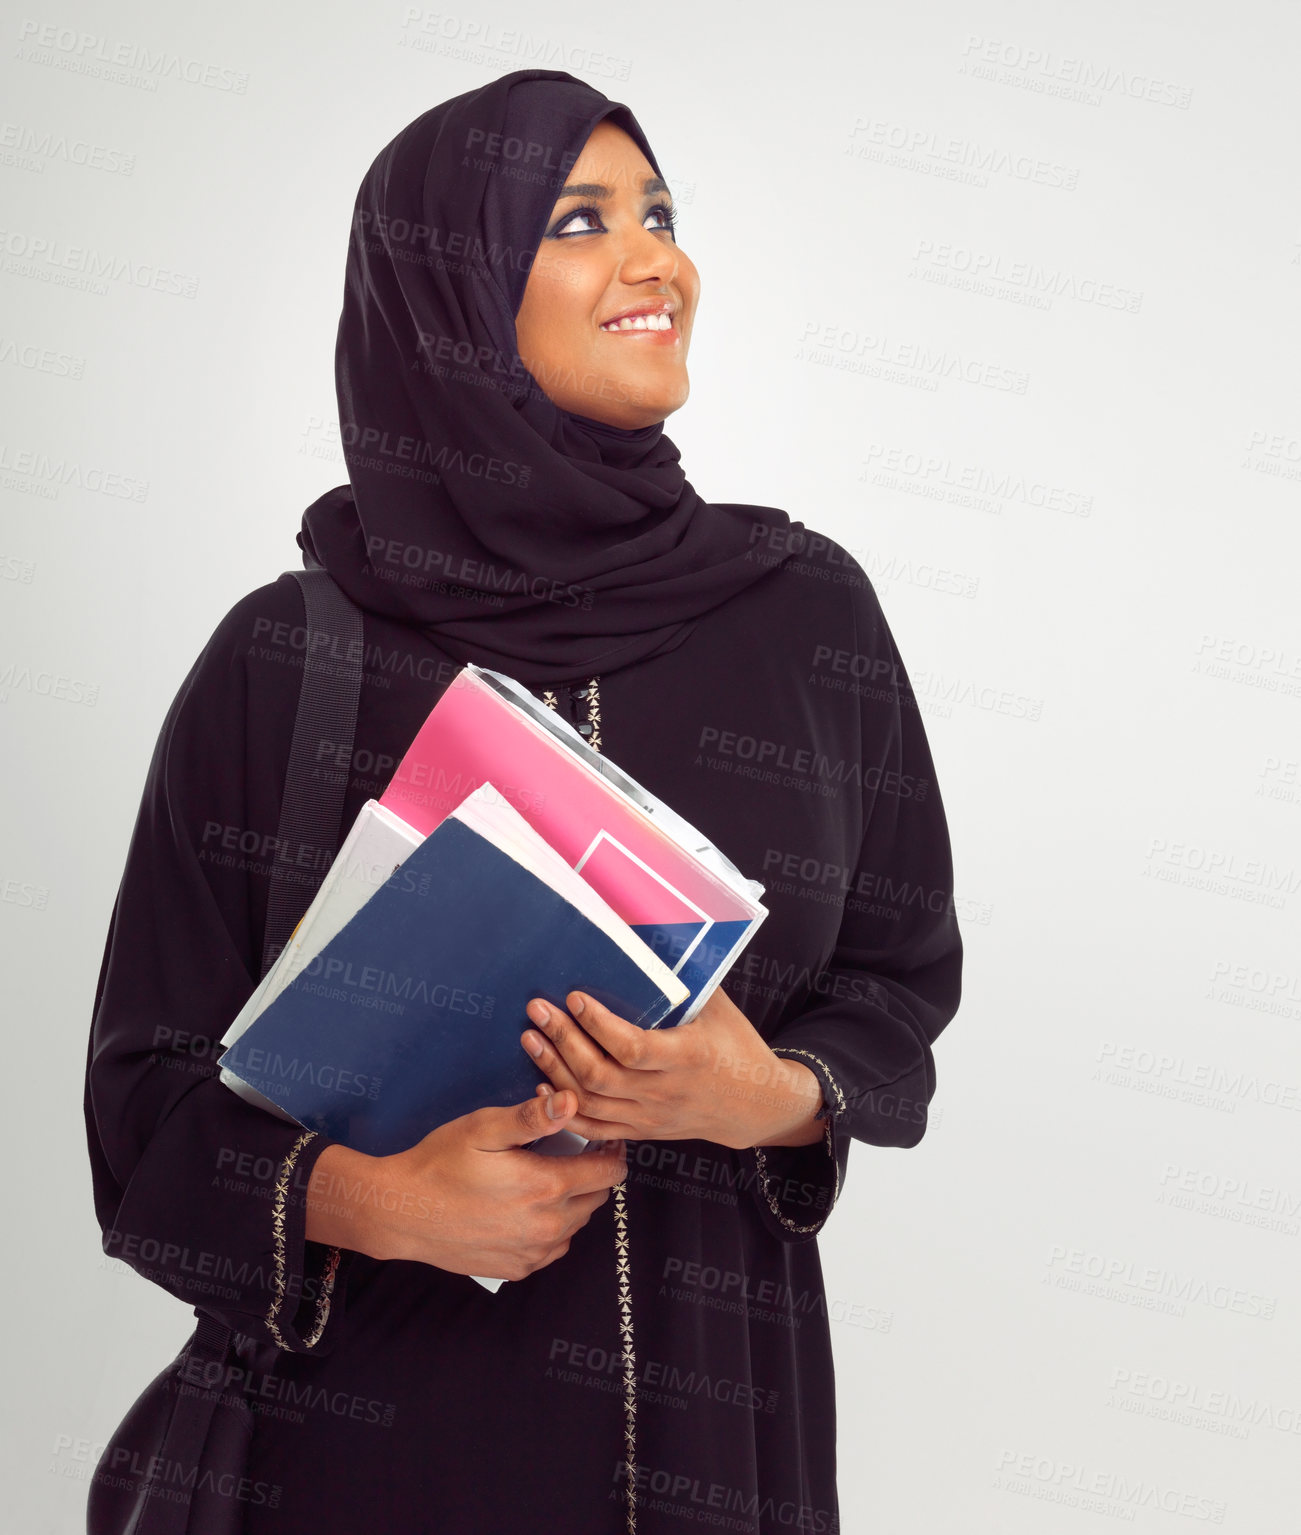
[600,312,675,332]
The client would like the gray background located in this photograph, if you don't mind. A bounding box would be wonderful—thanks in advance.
[3,1,1299,1529]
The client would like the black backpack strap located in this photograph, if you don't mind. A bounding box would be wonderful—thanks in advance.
[260,566,366,978]
[129,1314,240,1535]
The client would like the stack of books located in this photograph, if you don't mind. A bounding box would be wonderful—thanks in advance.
[218,665,767,1162]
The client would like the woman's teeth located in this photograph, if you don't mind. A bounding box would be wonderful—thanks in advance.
[601,312,672,331]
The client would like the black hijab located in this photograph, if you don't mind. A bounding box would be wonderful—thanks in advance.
[298,68,805,683]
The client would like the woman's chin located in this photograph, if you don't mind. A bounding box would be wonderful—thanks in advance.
[612,372,690,428]
[559,377,688,430]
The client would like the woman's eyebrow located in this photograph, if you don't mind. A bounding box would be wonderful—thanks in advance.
[554,175,670,201]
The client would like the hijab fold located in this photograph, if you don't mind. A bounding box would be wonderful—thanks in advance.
[298,68,804,683]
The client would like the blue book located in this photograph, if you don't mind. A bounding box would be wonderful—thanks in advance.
[218,785,688,1158]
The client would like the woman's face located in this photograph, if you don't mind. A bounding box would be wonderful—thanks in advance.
[515,120,699,430]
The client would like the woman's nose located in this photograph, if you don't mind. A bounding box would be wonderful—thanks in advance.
[616,220,677,282]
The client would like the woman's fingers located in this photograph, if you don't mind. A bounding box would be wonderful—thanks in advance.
[562,991,659,1068]
[525,1034,643,1125]
[522,1024,585,1091]
[525,998,612,1078]
[523,999,640,1098]
[563,1187,616,1231]
[565,1109,642,1143]
[533,1085,639,1144]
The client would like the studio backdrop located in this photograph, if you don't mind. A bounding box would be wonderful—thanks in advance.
[2,2,1298,1530]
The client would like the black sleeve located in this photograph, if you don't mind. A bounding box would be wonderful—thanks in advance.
[744,577,964,1243]
[83,581,354,1352]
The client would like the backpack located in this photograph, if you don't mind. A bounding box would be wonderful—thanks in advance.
[87,566,365,1535]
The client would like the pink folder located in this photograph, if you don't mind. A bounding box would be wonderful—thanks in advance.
[378,666,765,1025]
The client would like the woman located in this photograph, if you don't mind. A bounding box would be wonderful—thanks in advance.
[85,70,963,1533]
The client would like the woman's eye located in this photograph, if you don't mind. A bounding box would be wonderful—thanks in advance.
[555,206,603,237]
[552,203,678,238]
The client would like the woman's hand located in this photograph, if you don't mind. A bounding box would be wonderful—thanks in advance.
[305,1090,627,1282]
[520,987,826,1150]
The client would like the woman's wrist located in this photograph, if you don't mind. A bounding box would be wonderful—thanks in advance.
[756,1109,826,1147]
[740,1058,826,1148]
[305,1142,389,1257]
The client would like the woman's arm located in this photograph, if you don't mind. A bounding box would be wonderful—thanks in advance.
[87,577,626,1315]
[85,581,355,1351]
[517,985,827,1148]
[736,584,963,1239]
[519,571,963,1238]
[755,603,963,1150]
[304,1100,627,1284]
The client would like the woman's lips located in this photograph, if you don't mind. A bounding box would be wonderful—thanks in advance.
[596,320,679,345]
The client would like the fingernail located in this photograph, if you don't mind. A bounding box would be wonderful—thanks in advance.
[522,1032,543,1058]
[527,1000,549,1025]
[569,992,586,1016]
[538,1083,554,1096]
[546,1091,565,1119]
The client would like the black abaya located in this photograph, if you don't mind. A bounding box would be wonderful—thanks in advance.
[85,538,961,1533]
